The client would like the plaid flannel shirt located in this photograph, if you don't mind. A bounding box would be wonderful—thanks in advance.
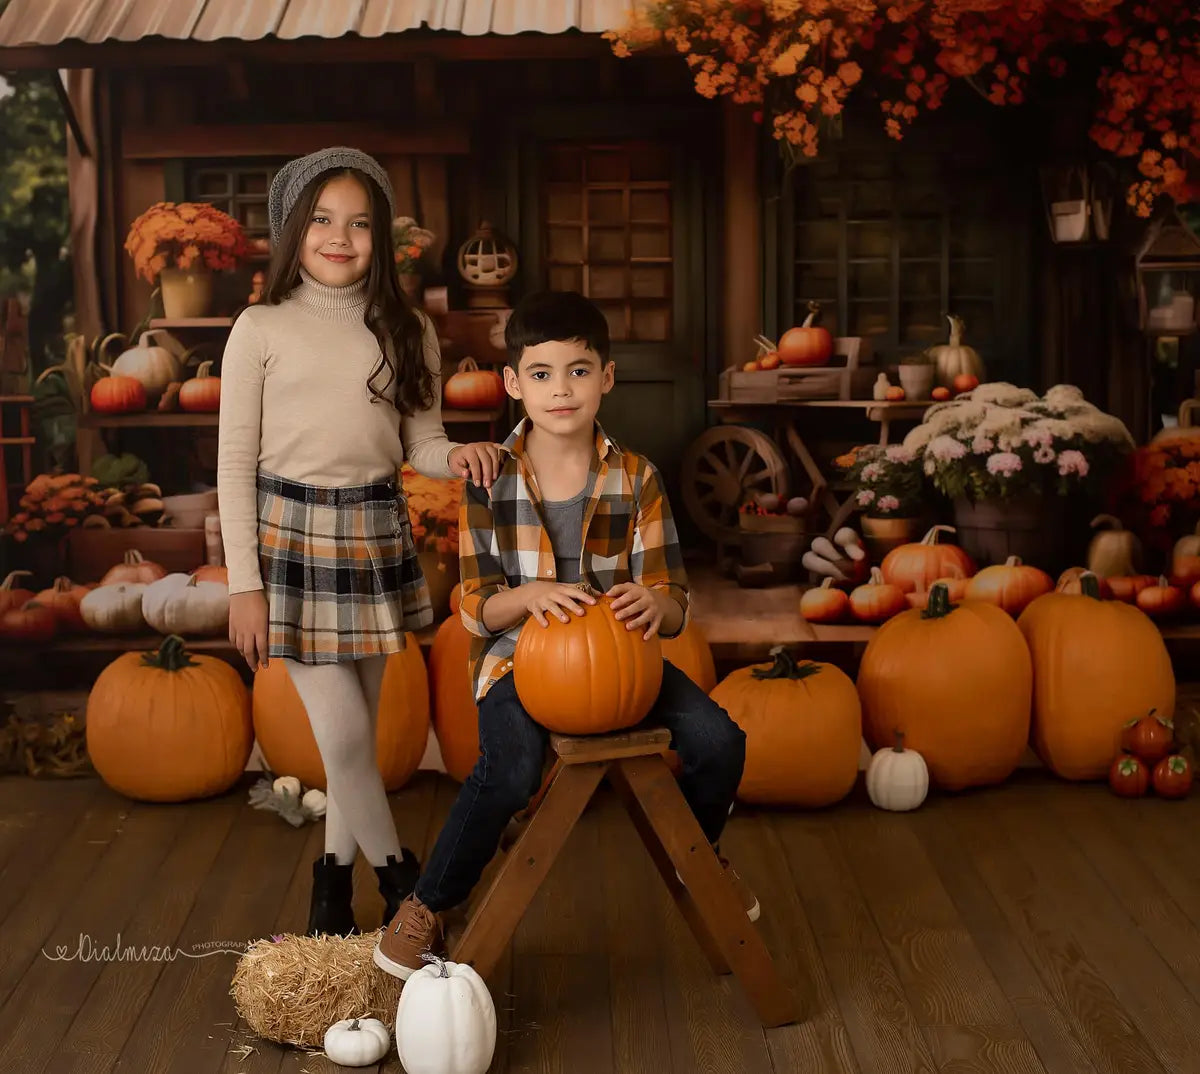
[458,418,689,701]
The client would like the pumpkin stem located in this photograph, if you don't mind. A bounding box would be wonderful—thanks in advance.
[1003,556,1022,567]
[946,313,964,346]
[892,729,906,753]
[457,356,480,372]
[349,1018,360,1031]
[0,570,33,591]
[920,524,955,546]
[140,634,199,672]
[1090,513,1124,532]
[802,301,821,328]
[752,645,822,682]
[420,950,451,977]
[1078,571,1102,600]
[920,581,957,619]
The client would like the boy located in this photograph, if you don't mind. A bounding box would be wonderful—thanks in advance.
[374,290,754,979]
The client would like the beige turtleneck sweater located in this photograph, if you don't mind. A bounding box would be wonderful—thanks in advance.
[217,269,462,595]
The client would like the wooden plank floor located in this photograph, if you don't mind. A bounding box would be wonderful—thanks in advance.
[3,769,1200,1074]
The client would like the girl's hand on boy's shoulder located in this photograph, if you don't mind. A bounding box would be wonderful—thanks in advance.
[606,582,664,640]
[449,442,504,489]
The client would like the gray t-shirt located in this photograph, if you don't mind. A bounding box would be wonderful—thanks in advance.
[541,481,590,584]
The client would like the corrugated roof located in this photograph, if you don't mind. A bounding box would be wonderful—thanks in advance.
[0,0,628,46]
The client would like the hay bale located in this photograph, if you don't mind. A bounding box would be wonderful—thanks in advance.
[230,932,402,1048]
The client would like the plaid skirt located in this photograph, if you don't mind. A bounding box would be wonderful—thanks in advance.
[256,471,433,663]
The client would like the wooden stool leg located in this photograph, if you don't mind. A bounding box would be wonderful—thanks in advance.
[615,755,803,1028]
[451,760,607,982]
[606,764,730,976]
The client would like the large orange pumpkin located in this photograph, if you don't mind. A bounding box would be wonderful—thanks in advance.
[964,556,1052,616]
[513,592,662,734]
[880,524,976,593]
[662,621,717,693]
[857,583,1031,790]
[86,634,252,802]
[251,634,430,791]
[429,613,479,783]
[443,356,506,410]
[711,648,861,807]
[1017,571,1175,781]
[778,302,834,367]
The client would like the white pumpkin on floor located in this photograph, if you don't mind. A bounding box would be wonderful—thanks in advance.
[141,573,228,636]
[865,731,929,812]
[323,1016,390,1067]
[395,953,496,1074]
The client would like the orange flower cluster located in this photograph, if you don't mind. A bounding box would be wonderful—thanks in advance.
[124,202,248,284]
[401,465,463,556]
[1109,433,1200,543]
[606,1,1199,213]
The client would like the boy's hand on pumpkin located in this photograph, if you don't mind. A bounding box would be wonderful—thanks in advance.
[606,582,664,640]
[449,442,504,489]
[523,580,596,628]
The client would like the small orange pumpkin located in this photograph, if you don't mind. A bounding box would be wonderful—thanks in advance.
[0,570,35,615]
[800,577,849,623]
[1057,566,1112,598]
[1135,576,1185,619]
[443,356,505,410]
[0,600,57,643]
[513,588,663,734]
[880,524,976,594]
[33,576,89,633]
[711,648,862,807]
[191,564,229,585]
[849,567,907,623]
[964,555,1053,617]
[177,360,222,412]
[1107,574,1156,603]
[90,373,147,414]
[100,549,167,586]
[778,302,833,367]
[885,385,906,401]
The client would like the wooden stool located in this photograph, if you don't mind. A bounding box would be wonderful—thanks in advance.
[450,727,802,1028]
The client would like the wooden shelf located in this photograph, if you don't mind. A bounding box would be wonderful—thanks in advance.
[149,318,233,329]
[77,411,219,429]
[442,406,506,424]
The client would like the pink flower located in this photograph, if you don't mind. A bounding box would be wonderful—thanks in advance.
[885,445,914,463]
[930,436,966,462]
[1034,446,1056,465]
[972,437,995,454]
[1057,449,1089,477]
[986,452,1023,476]
[861,463,884,481]
[877,495,900,512]
[857,489,876,506]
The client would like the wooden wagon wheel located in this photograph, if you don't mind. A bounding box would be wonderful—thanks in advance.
[681,426,790,544]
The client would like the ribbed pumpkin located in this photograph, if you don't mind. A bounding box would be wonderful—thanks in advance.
[0,570,35,615]
[443,357,505,410]
[251,635,430,791]
[32,576,89,632]
[880,525,976,593]
[857,583,1031,790]
[1017,572,1175,781]
[429,613,479,783]
[711,648,861,807]
[662,621,717,693]
[513,591,662,734]
[86,635,252,802]
[778,302,833,367]
[964,556,1052,616]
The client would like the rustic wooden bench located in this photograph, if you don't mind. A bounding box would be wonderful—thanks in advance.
[450,726,803,1028]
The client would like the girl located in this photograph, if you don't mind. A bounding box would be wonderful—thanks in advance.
[217,147,501,936]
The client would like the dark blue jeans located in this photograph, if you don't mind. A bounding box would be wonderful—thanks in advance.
[414,660,746,912]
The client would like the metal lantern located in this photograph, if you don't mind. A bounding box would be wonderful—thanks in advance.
[1135,209,1200,336]
[456,221,518,309]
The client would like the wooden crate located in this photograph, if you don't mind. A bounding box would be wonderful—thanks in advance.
[719,336,873,402]
[67,527,207,582]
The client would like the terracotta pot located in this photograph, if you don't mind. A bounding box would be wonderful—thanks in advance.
[897,364,935,400]
[860,515,924,561]
[159,268,213,319]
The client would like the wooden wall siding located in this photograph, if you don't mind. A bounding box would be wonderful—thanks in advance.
[722,100,762,375]
[65,69,103,342]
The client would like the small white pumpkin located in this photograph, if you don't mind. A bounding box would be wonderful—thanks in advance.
[865,730,929,812]
[396,952,496,1074]
[110,329,185,399]
[141,573,228,636]
[273,775,302,798]
[926,314,985,389]
[79,583,147,633]
[1088,513,1141,578]
[323,1016,390,1067]
[302,787,327,816]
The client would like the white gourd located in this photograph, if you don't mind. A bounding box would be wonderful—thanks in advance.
[110,329,184,399]
[395,953,497,1074]
[322,1017,390,1067]
[866,731,929,812]
[926,314,984,388]
[302,787,328,816]
[141,573,229,636]
[79,583,148,633]
[273,776,301,798]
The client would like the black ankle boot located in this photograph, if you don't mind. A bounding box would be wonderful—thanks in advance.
[375,848,420,924]
[307,854,358,937]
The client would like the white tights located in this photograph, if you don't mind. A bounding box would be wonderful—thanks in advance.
[283,656,403,867]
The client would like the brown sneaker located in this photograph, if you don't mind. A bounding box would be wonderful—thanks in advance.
[674,855,761,922]
[373,894,443,980]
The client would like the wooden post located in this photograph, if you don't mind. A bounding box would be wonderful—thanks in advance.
[722,100,762,373]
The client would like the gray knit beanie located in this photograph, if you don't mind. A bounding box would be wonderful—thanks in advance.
[268,146,395,246]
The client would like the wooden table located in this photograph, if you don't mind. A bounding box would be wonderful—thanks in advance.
[707,398,931,537]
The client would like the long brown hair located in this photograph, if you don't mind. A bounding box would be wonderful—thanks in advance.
[255,167,434,415]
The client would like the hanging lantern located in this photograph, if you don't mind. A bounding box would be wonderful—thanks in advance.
[456,222,518,309]
[1134,209,1200,335]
